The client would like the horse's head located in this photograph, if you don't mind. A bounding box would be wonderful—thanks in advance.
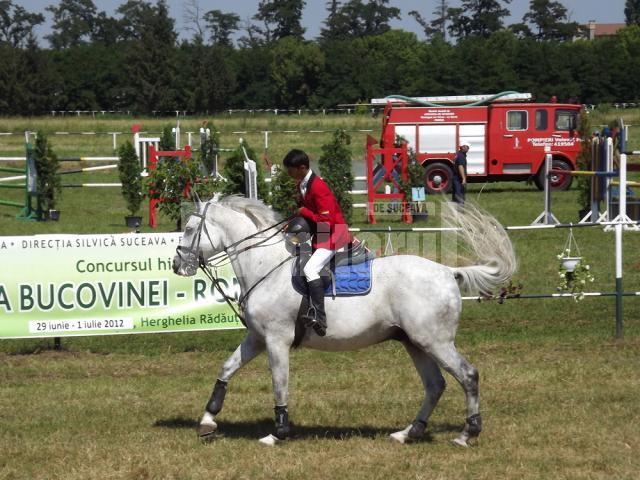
[173,200,226,276]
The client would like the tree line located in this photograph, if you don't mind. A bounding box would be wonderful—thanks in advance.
[1,0,640,115]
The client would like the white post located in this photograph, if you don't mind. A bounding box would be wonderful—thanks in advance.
[173,121,181,149]
[133,130,140,158]
[532,147,558,225]
[244,159,257,199]
[615,217,623,338]
[112,132,117,151]
[620,152,627,220]
[187,132,192,147]
[240,137,258,199]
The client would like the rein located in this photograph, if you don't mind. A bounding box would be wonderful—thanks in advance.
[177,201,294,325]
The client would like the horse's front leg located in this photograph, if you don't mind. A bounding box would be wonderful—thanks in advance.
[198,332,265,438]
[259,337,291,446]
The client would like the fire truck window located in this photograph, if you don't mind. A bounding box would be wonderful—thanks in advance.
[507,111,527,131]
[555,110,578,131]
[535,110,548,130]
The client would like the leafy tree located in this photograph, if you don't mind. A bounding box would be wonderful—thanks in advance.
[180,42,236,113]
[253,0,306,41]
[270,37,325,107]
[117,140,143,216]
[17,36,60,115]
[196,120,221,175]
[318,129,353,224]
[269,164,298,217]
[230,45,275,107]
[203,9,240,46]
[318,29,425,106]
[452,30,519,93]
[160,125,175,151]
[0,1,44,48]
[45,0,97,49]
[320,0,400,40]
[409,0,449,40]
[447,0,511,39]
[626,0,640,25]
[118,0,179,112]
[33,131,61,214]
[147,153,200,230]
[512,0,581,41]
[91,11,123,45]
[222,140,269,200]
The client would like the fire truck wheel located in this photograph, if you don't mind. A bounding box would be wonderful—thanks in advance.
[424,162,453,194]
[535,159,573,191]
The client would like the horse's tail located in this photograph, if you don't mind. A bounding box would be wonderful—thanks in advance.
[442,202,517,295]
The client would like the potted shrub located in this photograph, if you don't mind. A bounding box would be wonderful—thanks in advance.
[319,129,354,223]
[222,139,269,199]
[33,131,61,221]
[270,164,299,217]
[117,141,144,230]
[401,151,428,223]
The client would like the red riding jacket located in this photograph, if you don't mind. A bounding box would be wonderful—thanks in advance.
[298,172,351,250]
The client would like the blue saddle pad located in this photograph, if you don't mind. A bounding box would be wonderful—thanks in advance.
[292,257,373,297]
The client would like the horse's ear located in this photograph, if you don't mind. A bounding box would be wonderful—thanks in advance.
[192,190,202,207]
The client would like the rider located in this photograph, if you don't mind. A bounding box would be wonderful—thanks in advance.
[283,149,351,336]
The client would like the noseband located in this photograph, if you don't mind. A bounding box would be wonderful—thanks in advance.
[176,201,293,325]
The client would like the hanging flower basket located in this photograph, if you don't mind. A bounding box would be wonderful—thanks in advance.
[556,229,594,301]
[560,255,582,273]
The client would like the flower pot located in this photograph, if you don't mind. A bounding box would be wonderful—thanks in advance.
[125,215,142,229]
[409,202,428,223]
[48,209,60,221]
[561,256,582,273]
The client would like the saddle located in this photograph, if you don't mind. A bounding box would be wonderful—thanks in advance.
[291,240,375,297]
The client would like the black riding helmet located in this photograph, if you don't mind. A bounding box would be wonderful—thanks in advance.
[285,216,311,246]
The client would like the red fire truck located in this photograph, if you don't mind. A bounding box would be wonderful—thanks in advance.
[370,93,582,193]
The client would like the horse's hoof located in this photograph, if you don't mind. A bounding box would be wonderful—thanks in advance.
[197,420,218,438]
[451,436,469,448]
[259,434,280,446]
[390,425,412,444]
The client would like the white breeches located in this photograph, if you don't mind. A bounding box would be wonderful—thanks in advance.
[303,248,335,282]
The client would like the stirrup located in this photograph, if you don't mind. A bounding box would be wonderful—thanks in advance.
[301,306,317,328]
[301,307,326,337]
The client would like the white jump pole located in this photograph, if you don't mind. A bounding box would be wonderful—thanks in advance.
[615,212,623,338]
[532,146,559,225]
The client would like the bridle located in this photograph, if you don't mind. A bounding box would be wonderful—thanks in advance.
[175,201,294,325]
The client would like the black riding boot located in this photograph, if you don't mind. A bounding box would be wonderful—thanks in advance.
[301,278,327,336]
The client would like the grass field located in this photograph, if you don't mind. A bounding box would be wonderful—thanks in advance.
[1,112,639,479]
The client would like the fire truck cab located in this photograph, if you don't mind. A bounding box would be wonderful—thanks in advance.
[372,94,582,193]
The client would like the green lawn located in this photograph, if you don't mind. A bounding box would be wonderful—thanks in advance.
[0,113,639,479]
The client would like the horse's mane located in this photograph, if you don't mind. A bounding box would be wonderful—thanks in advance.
[216,195,283,230]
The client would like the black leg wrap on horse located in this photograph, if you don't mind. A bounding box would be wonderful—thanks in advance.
[466,413,482,437]
[205,379,228,415]
[408,419,427,439]
[274,405,290,440]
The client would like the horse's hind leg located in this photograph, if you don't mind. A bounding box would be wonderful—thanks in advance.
[198,333,265,438]
[428,342,481,447]
[390,341,446,444]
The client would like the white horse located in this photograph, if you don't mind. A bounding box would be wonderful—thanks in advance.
[173,196,516,446]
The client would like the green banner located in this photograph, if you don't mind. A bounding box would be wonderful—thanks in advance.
[0,233,242,339]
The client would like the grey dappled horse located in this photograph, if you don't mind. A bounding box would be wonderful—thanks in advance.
[173,196,516,446]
